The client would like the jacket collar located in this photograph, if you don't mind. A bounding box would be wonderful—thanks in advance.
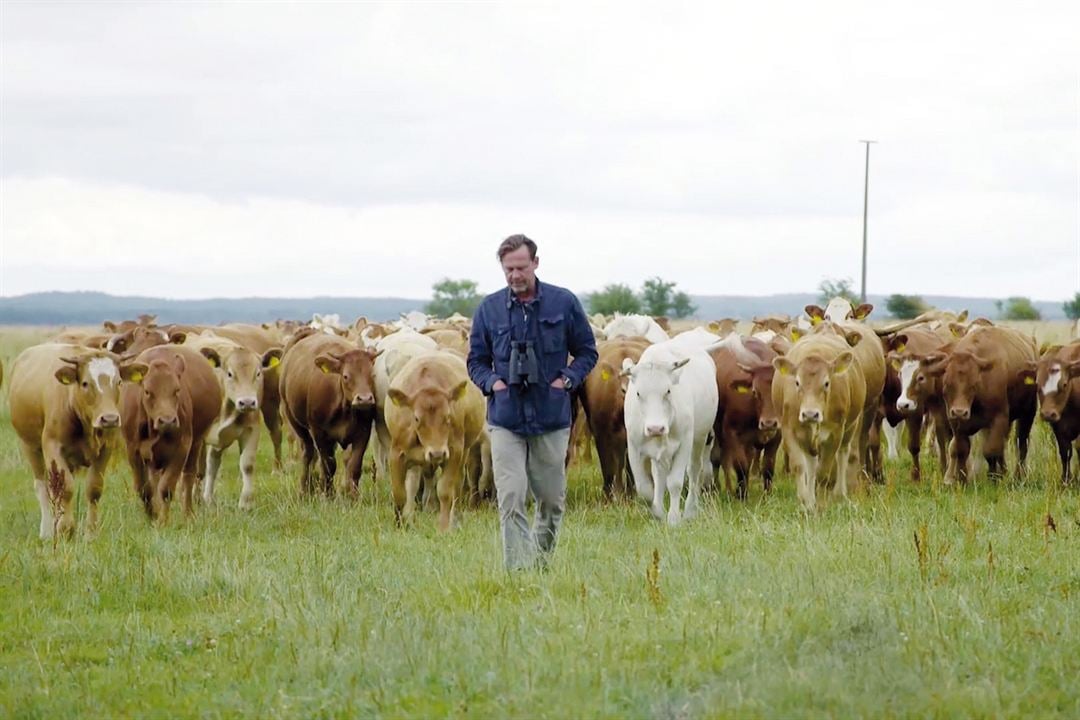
[505,278,544,309]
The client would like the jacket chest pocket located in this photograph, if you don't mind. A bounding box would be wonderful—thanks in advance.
[540,314,567,355]
[492,325,512,360]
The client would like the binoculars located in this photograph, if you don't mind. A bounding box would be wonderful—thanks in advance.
[508,340,542,386]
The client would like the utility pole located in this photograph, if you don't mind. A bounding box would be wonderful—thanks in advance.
[859,140,876,303]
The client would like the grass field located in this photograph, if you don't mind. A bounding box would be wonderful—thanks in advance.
[2,324,1079,718]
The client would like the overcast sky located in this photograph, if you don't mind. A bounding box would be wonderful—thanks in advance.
[2,1,1078,302]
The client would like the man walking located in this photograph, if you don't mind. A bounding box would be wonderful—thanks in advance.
[467,234,597,571]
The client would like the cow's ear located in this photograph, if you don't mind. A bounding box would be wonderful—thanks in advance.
[706,321,720,333]
[843,330,862,348]
[619,357,636,378]
[670,357,691,372]
[890,333,908,353]
[886,352,902,371]
[956,310,969,322]
[200,347,222,368]
[1017,367,1036,386]
[315,355,341,375]
[172,354,186,375]
[168,331,187,345]
[55,366,79,385]
[853,303,874,320]
[387,388,408,407]
[921,352,948,376]
[120,362,148,384]
[730,378,753,394]
[451,379,469,401]
[804,305,825,324]
[1062,360,1080,380]
[948,322,967,338]
[831,351,854,375]
[773,357,796,377]
[262,348,283,369]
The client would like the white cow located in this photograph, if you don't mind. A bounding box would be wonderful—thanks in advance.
[398,311,431,331]
[603,314,669,345]
[622,340,717,525]
[372,330,439,477]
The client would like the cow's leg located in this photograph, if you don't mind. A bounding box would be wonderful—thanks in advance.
[1053,426,1074,485]
[389,452,407,525]
[906,414,924,483]
[314,434,337,496]
[374,417,391,483]
[1015,404,1036,475]
[833,436,854,499]
[664,444,693,526]
[595,432,618,500]
[84,450,109,538]
[344,422,372,497]
[761,436,780,493]
[882,418,901,461]
[945,433,971,485]
[798,452,818,511]
[260,389,284,470]
[421,467,438,511]
[724,427,750,501]
[683,439,709,521]
[866,412,883,483]
[479,436,494,501]
[403,466,423,526]
[237,427,259,509]
[436,452,466,532]
[21,440,54,540]
[203,443,224,505]
[41,441,76,537]
[628,446,654,503]
[982,416,1009,481]
[179,440,203,517]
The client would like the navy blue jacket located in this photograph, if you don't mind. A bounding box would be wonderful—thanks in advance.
[468,279,598,436]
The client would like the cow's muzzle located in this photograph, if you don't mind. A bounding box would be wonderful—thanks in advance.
[799,409,823,424]
[949,406,970,421]
[95,413,121,429]
[645,425,668,437]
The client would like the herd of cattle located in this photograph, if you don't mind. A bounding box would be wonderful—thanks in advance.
[4,301,1079,538]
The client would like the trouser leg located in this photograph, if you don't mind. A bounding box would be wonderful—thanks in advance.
[528,428,571,558]
[489,426,535,571]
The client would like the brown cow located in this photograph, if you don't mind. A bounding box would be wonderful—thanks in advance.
[183,332,283,509]
[580,336,651,498]
[883,328,953,482]
[10,345,146,538]
[385,351,486,531]
[1019,342,1080,485]
[773,334,866,510]
[121,345,222,523]
[708,336,780,500]
[922,326,1037,483]
[279,333,380,496]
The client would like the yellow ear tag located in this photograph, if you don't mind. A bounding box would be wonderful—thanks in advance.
[129,371,144,383]
[1023,376,1035,385]
[320,364,330,375]
[59,375,74,385]
[810,316,823,326]
[736,385,751,394]
[779,366,789,376]
[267,356,281,369]
[895,344,906,353]
[791,330,802,341]
[600,369,612,381]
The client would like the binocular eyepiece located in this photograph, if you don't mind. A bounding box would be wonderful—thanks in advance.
[508,340,542,386]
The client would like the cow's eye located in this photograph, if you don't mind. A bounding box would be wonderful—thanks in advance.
[823,380,830,390]
[916,375,925,384]
[665,389,671,397]
[343,374,350,382]
[227,371,234,379]
[81,381,89,389]
[794,378,800,388]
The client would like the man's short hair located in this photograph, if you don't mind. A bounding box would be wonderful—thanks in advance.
[497,234,538,261]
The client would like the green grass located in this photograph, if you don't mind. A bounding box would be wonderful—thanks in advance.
[2,327,1079,718]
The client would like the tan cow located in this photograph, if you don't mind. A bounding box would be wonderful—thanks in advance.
[385,351,486,531]
[580,336,652,498]
[183,332,283,509]
[279,334,380,496]
[10,345,146,538]
[773,334,866,510]
[121,345,222,523]
[884,328,953,482]
[805,305,886,483]
[922,326,1037,483]
[211,323,287,467]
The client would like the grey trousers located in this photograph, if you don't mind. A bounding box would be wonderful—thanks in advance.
[488,425,571,571]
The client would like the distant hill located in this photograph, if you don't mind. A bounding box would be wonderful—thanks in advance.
[0,290,1068,325]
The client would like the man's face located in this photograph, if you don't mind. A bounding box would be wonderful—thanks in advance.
[500,245,539,296]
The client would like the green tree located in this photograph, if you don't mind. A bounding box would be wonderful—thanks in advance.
[817,277,860,307]
[999,296,1041,321]
[425,278,482,317]
[669,291,697,319]
[884,294,929,319]
[1064,292,1080,320]
[588,284,642,315]
[640,277,676,316]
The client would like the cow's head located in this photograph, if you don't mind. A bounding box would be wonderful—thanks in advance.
[387,380,469,465]
[622,358,690,437]
[889,347,941,415]
[133,356,187,434]
[926,350,993,422]
[315,348,379,410]
[202,346,281,413]
[56,352,146,429]
[1023,350,1080,423]
[731,362,780,434]
[773,351,854,425]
